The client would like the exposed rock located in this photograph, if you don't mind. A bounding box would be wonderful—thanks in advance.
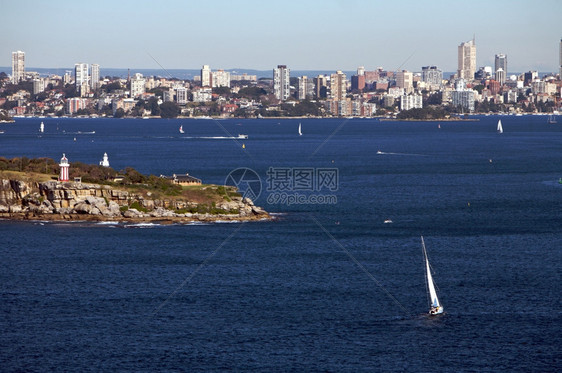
[0,178,269,223]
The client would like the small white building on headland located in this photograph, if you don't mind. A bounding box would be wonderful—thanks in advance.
[99,153,110,167]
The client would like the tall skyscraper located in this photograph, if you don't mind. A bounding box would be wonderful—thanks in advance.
[273,65,290,101]
[11,51,25,83]
[201,65,211,87]
[90,63,100,90]
[559,38,562,78]
[457,38,476,81]
[75,63,89,95]
[330,71,347,101]
[494,54,507,78]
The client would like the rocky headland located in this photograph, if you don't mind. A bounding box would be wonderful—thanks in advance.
[0,177,269,224]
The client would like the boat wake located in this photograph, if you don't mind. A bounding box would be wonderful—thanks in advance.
[376,150,427,156]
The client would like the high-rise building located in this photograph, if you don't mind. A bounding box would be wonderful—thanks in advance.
[351,75,366,91]
[314,75,328,98]
[201,65,211,87]
[357,66,365,76]
[396,70,413,93]
[297,76,313,100]
[330,71,347,101]
[11,51,25,83]
[421,66,443,87]
[32,78,45,94]
[559,38,562,78]
[458,38,477,81]
[91,64,100,90]
[273,65,290,101]
[75,63,89,96]
[495,68,506,85]
[212,69,230,88]
[175,86,188,104]
[130,73,146,97]
[494,54,507,78]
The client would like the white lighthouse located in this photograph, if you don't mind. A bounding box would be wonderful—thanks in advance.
[59,153,69,182]
[99,152,110,167]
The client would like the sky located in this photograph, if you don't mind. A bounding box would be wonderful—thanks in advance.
[1,0,561,73]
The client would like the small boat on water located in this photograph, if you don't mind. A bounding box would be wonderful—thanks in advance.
[179,125,184,134]
[237,134,248,139]
[421,236,444,315]
[39,121,44,133]
[384,219,393,224]
[497,119,503,134]
[547,115,557,124]
[298,123,302,136]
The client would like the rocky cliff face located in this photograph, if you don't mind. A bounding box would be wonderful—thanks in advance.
[0,179,268,222]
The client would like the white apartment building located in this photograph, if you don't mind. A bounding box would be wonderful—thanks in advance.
[273,65,290,101]
[400,94,423,111]
[212,69,230,88]
[201,65,211,87]
[11,51,25,83]
[91,64,100,90]
[130,73,146,97]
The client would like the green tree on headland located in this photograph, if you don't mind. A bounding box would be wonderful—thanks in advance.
[159,101,179,118]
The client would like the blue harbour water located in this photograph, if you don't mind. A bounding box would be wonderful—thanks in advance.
[1,116,561,371]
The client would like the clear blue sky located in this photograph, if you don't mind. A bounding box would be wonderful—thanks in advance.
[1,0,561,72]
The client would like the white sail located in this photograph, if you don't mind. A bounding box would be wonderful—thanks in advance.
[298,123,302,136]
[497,120,503,133]
[40,122,44,133]
[179,125,184,134]
[422,236,443,314]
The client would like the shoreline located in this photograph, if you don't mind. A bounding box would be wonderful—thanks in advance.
[6,112,555,121]
[0,212,272,225]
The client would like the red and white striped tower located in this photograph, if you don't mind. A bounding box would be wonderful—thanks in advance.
[59,153,69,182]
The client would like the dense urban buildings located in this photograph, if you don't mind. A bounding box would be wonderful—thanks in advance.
[2,38,561,119]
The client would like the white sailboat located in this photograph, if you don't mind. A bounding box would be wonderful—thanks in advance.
[421,236,443,315]
[298,122,302,136]
[179,125,184,134]
[497,119,503,134]
[39,121,44,133]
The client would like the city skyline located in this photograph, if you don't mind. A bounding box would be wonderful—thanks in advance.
[1,0,561,73]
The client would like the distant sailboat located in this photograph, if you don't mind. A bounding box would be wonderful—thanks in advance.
[39,121,44,133]
[179,125,184,134]
[298,122,302,136]
[497,119,503,134]
[421,236,443,315]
